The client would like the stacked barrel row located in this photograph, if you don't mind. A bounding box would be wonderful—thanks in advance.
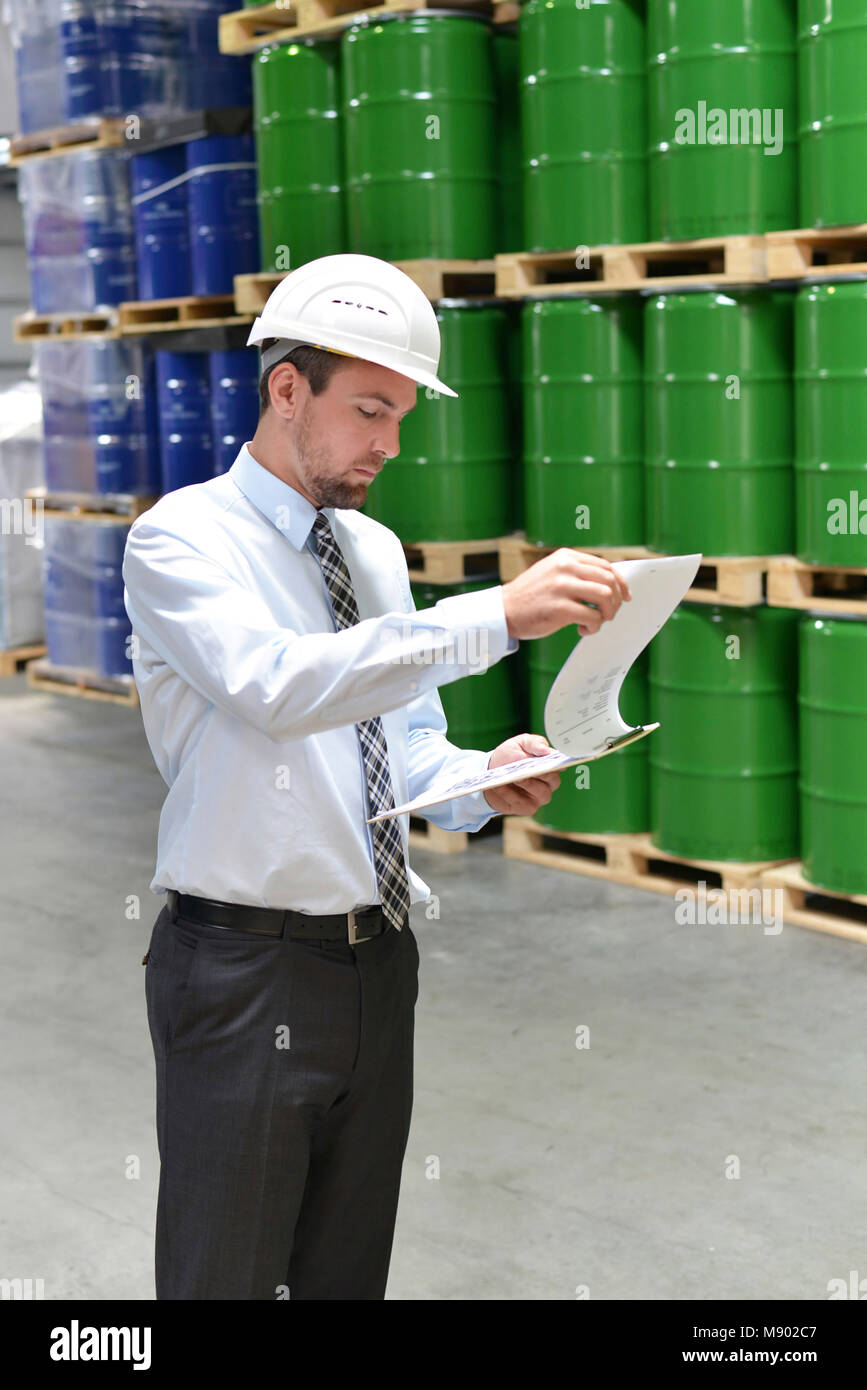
[249,1,866,270]
[252,16,521,267]
[8,0,252,134]
[11,2,264,683]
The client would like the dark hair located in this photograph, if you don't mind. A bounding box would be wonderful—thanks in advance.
[258,341,352,416]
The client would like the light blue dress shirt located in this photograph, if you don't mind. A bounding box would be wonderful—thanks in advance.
[121,443,520,913]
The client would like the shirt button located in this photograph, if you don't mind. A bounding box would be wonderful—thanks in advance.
[409,680,419,691]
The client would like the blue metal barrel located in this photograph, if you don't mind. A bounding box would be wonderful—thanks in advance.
[186,134,259,297]
[155,351,215,493]
[19,149,137,313]
[130,146,192,301]
[36,338,160,495]
[183,0,253,108]
[43,517,133,677]
[208,349,260,475]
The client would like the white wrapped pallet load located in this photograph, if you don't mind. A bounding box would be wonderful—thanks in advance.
[0,381,45,650]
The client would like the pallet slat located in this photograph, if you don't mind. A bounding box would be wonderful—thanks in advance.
[760,862,867,946]
[26,658,139,707]
[767,557,867,616]
[498,535,774,606]
[118,295,252,334]
[767,224,867,281]
[496,235,767,299]
[14,310,119,342]
[9,117,126,163]
[26,488,157,522]
[234,260,496,314]
[0,644,46,677]
[403,537,501,584]
[219,0,501,54]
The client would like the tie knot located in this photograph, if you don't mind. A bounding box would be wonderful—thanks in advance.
[311,511,334,546]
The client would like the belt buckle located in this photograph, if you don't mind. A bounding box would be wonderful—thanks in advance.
[347,909,373,946]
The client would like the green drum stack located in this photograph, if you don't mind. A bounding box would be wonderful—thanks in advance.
[530,627,651,834]
[647,0,797,239]
[410,580,520,753]
[645,290,794,556]
[341,12,497,260]
[523,296,644,548]
[252,41,345,271]
[492,30,522,254]
[649,605,800,862]
[799,0,867,227]
[363,301,512,542]
[799,616,867,895]
[795,280,867,566]
[520,0,647,250]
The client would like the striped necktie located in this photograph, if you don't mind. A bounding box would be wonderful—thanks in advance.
[310,511,411,932]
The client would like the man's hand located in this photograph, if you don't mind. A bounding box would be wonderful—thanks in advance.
[482,733,561,816]
[501,547,632,640]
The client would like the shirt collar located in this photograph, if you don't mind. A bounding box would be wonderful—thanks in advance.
[228,443,336,551]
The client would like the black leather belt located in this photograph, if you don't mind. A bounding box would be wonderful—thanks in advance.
[166,890,395,945]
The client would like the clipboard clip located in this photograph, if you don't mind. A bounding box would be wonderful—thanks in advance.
[604,725,648,751]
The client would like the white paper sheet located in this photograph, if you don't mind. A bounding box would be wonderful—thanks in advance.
[366,552,702,823]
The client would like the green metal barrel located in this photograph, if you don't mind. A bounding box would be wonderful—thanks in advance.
[647,0,797,239]
[492,30,523,254]
[799,616,867,895]
[520,0,647,250]
[363,301,512,542]
[529,626,651,834]
[341,12,497,260]
[505,301,524,532]
[410,579,520,753]
[252,41,345,271]
[799,0,867,227]
[523,296,644,548]
[795,280,867,566]
[650,604,800,861]
[645,290,795,556]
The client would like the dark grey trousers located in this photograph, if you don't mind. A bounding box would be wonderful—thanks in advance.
[143,902,418,1300]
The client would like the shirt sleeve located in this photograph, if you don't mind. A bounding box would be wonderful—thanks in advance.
[400,563,521,833]
[122,517,518,745]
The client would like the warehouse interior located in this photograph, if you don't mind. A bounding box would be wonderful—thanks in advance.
[1,0,866,1309]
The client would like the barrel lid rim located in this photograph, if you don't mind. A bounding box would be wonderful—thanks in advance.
[436,296,512,308]
[796,273,867,288]
[801,610,867,624]
[345,7,494,27]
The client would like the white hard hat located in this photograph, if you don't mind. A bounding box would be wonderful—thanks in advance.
[246,252,458,398]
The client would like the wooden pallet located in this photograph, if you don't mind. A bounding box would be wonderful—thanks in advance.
[391,259,497,301]
[505,817,791,898]
[118,295,253,335]
[684,554,773,607]
[409,810,502,855]
[26,488,156,522]
[403,537,501,584]
[767,224,867,281]
[767,557,867,616]
[760,861,867,946]
[496,235,767,298]
[26,658,139,707]
[498,535,772,606]
[235,259,497,314]
[9,117,126,164]
[219,0,502,54]
[498,535,652,583]
[409,816,470,855]
[14,310,119,342]
[0,643,46,677]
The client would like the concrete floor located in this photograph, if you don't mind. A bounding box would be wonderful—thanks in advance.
[1,673,865,1301]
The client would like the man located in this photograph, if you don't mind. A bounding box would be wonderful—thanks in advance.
[123,253,631,1301]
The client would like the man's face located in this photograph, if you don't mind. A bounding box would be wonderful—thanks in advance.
[291,360,418,510]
